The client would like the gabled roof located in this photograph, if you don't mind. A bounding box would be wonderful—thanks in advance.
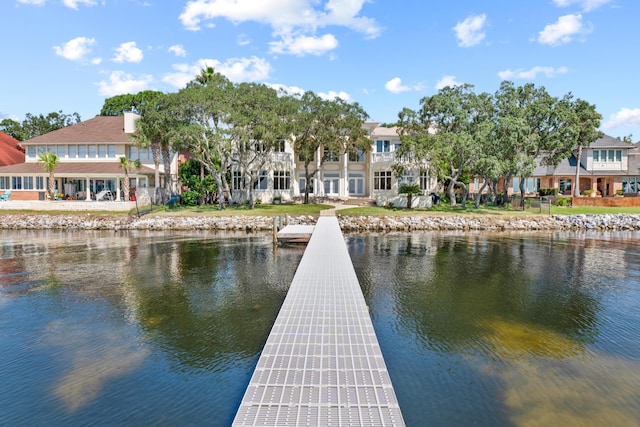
[371,126,400,138]
[22,115,135,145]
[0,132,25,166]
[589,134,635,149]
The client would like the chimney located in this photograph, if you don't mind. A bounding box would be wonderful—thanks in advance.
[123,111,141,134]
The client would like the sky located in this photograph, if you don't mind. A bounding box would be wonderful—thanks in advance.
[2,0,640,140]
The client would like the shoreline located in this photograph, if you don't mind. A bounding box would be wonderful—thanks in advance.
[1,213,640,231]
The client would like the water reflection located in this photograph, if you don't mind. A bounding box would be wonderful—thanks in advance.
[348,231,640,426]
[1,229,639,426]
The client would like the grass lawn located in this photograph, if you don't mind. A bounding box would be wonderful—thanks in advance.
[149,203,334,217]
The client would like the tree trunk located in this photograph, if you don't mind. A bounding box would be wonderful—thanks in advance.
[123,172,130,201]
[161,144,171,198]
[446,179,456,207]
[474,181,488,209]
[573,144,583,197]
[48,172,55,200]
[519,177,526,210]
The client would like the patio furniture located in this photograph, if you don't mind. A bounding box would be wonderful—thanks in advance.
[95,189,113,201]
[0,190,11,201]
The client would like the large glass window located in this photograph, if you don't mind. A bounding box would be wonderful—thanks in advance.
[274,139,286,153]
[36,176,44,190]
[57,145,66,158]
[78,145,87,158]
[323,173,339,195]
[0,176,9,189]
[98,145,107,158]
[622,177,640,193]
[559,178,572,194]
[374,170,392,190]
[12,176,22,190]
[376,140,391,153]
[88,145,97,158]
[254,171,268,190]
[273,171,290,190]
[232,171,243,190]
[420,170,430,191]
[348,149,365,162]
[68,145,76,158]
[23,176,34,190]
[27,146,36,158]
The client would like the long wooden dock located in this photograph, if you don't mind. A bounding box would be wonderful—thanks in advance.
[234,216,405,426]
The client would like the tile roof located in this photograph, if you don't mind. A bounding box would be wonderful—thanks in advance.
[0,162,155,175]
[0,132,25,166]
[22,116,135,144]
[590,134,635,148]
[371,126,400,138]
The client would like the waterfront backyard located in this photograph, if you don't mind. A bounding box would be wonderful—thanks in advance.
[1,228,638,426]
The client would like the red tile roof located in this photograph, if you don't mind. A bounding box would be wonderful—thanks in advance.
[0,132,25,166]
[23,116,135,144]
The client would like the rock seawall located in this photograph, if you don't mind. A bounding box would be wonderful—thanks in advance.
[1,214,640,231]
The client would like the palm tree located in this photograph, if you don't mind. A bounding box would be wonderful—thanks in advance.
[119,156,141,201]
[38,151,59,200]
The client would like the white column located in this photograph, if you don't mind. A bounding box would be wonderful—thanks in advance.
[85,177,91,200]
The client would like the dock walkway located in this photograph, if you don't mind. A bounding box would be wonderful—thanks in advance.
[234,216,404,426]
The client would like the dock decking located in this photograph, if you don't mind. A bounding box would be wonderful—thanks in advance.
[234,216,405,426]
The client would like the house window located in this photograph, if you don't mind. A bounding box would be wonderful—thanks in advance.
[376,140,391,153]
[78,145,87,158]
[616,150,622,162]
[254,171,268,190]
[299,173,314,194]
[88,145,97,158]
[98,145,107,158]
[37,145,46,155]
[559,179,572,194]
[12,176,22,190]
[68,145,76,158]
[420,171,430,191]
[348,149,365,162]
[323,173,340,195]
[108,145,116,158]
[57,145,66,158]
[593,150,599,162]
[595,149,622,163]
[622,177,640,193]
[513,177,540,193]
[274,139,286,153]
[374,170,392,190]
[0,176,9,190]
[323,147,339,162]
[27,146,36,158]
[23,176,33,190]
[273,171,290,190]
[398,171,414,186]
[232,171,243,190]
[36,176,45,190]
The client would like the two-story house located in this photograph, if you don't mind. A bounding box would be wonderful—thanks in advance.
[0,112,178,201]
[532,135,640,196]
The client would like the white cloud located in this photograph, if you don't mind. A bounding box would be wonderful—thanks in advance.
[318,90,351,102]
[435,75,462,90]
[63,0,96,9]
[538,14,590,46]
[96,71,153,96]
[178,0,379,56]
[53,36,96,61]
[498,66,569,80]
[168,44,187,57]
[112,41,144,63]
[269,33,338,56]
[17,0,47,5]
[552,0,612,12]
[602,108,640,130]
[267,83,306,97]
[385,77,410,94]
[162,57,273,88]
[384,77,423,94]
[453,14,487,47]
[237,34,251,46]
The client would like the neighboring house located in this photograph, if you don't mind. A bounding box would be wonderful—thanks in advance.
[0,112,176,201]
[0,132,25,166]
[231,122,436,205]
[531,135,640,196]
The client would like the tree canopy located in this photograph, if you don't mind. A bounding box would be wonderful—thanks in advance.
[1,111,81,141]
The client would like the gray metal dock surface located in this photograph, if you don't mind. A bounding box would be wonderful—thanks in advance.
[234,216,405,426]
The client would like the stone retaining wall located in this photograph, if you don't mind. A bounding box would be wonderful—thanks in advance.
[1,213,639,232]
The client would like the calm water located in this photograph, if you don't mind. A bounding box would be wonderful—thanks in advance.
[1,229,639,426]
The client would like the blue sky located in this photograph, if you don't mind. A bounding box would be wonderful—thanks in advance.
[2,0,640,139]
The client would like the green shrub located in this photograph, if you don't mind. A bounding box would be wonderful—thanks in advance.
[555,196,568,206]
[540,188,558,196]
[180,190,199,206]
